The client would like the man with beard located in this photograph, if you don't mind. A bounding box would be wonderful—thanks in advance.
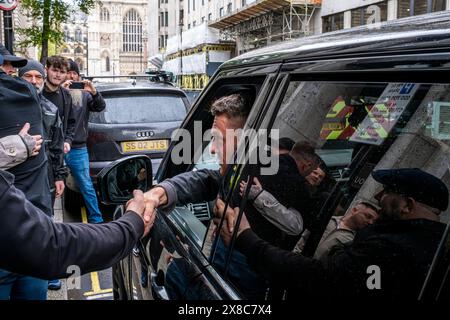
[218,168,448,299]
[61,59,105,224]
[19,60,67,204]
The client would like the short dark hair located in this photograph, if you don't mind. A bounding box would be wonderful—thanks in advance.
[278,137,295,152]
[290,141,318,165]
[210,93,252,121]
[46,55,69,71]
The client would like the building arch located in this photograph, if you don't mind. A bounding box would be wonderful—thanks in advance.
[101,50,111,72]
[75,46,83,55]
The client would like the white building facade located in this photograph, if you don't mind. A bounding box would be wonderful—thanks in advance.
[84,0,149,76]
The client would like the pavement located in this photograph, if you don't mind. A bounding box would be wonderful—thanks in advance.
[47,198,68,300]
[47,198,113,300]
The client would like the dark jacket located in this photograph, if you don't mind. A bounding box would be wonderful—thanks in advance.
[71,91,106,148]
[0,70,47,177]
[235,219,445,299]
[158,160,310,250]
[40,94,68,184]
[43,86,76,146]
[245,154,312,250]
[0,169,144,279]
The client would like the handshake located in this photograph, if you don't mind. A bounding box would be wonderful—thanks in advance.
[125,190,160,237]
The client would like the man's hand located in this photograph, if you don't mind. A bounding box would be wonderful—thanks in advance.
[126,190,156,237]
[18,123,42,157]
[213,198,251,247]
[83,80,97,95]
[61,80,72,90]
[213,198,235,233]
[239,177,263,200]
[55,180,65,198]
[64,142,71,154]
[143,186,167,213]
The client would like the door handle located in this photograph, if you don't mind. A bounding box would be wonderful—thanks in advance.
[150,272,169,300]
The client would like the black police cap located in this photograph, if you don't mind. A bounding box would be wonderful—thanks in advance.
[372,168,449,212]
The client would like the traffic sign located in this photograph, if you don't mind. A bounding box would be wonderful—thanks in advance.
[0,0,18,11]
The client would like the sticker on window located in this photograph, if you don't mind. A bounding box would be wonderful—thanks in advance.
[350,83,419,145]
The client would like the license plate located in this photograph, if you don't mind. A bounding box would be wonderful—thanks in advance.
[121,140,168,153]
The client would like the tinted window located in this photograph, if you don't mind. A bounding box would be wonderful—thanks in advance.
[223,79,450,299]
[90,93,187,124]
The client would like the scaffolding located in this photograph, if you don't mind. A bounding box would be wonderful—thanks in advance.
[209,0,321,54]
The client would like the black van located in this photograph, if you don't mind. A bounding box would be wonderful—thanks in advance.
[98,12,450,300]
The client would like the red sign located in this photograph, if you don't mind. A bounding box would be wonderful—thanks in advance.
[0,0,18,11]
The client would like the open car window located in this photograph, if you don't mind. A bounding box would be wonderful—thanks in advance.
[164,76,269,254]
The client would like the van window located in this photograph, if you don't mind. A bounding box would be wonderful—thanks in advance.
[270,80,449,222]
[221,79,450,298]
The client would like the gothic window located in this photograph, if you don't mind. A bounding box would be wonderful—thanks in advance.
[64,26,70,42]
[123,9,143,52]
[75,28,83,42]
[100,7,110,21]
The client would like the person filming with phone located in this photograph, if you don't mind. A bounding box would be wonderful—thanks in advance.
[61,59,106,225]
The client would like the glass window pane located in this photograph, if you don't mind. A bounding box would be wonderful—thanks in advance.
[432,0,446,12]
[398,0,412,18]
[414,0,429,15]
[90,94,187,124]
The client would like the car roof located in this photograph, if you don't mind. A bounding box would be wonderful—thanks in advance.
[223,11,450,69]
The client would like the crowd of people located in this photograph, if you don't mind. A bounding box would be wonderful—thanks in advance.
[0,45,154,300]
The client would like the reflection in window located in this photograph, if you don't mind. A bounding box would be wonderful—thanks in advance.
[271,80,450,226]
[322,13,344,33]
[351,1,388,27]
[398,0,446,18]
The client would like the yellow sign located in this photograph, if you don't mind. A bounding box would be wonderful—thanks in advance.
[122,140,168,153]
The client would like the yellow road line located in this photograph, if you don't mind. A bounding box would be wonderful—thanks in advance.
[80,207,111,296]
[81,207,88,224]
[84,288,113,297]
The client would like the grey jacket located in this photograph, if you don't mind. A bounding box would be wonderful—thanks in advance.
[157,168,222,213]
[0,134,35,170]
[252,190,304,236]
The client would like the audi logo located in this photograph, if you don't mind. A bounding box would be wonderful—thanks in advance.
[136,131,155,138]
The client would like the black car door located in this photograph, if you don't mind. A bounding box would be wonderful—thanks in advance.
[129,66,282,300]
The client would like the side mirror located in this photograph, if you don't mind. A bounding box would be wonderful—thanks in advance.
[97,155,153,205]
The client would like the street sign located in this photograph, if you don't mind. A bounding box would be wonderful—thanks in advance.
[0,0,18,11]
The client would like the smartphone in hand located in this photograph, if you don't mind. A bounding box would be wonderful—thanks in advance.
[69,81,85,89]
